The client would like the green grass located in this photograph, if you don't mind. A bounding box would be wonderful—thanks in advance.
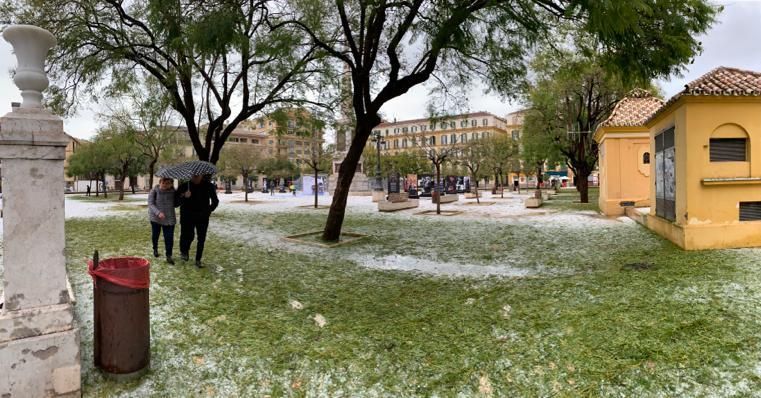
[64,206,761,396]
[544,187,600,212]
[68,194,144,203]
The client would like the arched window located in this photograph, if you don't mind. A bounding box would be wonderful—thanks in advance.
[461,133,467,143]
[709,123,749,162]
[394,139,399,148]
[451,133,457,144]
[402,138,408,148]
[442,135,448,145]
[643,152,650,164]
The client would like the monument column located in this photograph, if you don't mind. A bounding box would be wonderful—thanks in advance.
[0,25,81,397]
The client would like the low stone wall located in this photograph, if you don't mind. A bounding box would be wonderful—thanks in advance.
[525,198,543,208]
[378,199,419,212]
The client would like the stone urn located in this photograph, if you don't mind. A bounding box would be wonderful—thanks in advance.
[3,24,57,108]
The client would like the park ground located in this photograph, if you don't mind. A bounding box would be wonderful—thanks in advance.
[6,188,761,396]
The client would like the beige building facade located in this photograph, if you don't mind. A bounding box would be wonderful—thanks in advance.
[594,89,664,216]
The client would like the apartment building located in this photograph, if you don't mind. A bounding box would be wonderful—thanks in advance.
[373,111,510,156]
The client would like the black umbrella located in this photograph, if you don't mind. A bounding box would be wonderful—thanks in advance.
[156,160,217,180]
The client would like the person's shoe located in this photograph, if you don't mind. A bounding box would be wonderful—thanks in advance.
[195,260,204,268]
[166,256,175,265]
[153,248,159,258]
[181,253,189,261]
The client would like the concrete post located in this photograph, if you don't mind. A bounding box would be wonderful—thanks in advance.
[0,25,81,397]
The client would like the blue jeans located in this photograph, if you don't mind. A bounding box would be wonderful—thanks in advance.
[151,222,175,257]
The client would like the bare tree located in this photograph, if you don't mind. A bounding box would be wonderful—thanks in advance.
[105,79,179,189]
[459,139,489,204]
[414,130,458,215]
[218,144,263,202]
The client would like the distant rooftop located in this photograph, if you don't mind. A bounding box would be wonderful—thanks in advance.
[600,89,664,128]
[376,111,505,127]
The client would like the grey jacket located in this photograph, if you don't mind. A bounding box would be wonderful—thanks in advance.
[148,186,179,225]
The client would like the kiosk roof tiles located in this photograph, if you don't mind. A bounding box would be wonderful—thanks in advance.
[600,89,664,128]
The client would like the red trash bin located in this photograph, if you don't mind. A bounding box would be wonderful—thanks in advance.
[88,256,151,379]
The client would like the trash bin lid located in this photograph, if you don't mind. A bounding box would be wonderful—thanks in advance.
[88,257,150,289]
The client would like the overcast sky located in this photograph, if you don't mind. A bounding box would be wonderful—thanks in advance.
[1,0,758,140]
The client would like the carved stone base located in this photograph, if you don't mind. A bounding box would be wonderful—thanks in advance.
[0,305,80,397]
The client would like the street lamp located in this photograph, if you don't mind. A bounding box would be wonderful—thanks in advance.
[370,131,385,190]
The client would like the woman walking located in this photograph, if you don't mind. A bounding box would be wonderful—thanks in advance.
[148,177,180,264]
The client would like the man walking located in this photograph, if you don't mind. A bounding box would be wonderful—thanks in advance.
[177,174,219,268]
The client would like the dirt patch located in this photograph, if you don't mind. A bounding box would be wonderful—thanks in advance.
[230,200,265,205]
[415,210,464,217]
[283,230,369,248]
[461,201,496,206]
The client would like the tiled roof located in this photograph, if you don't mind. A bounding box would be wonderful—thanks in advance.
[600,89,664,128]
[646,67,761,124]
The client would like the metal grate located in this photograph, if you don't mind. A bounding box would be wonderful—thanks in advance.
[740,202,761,221]
[710,138,746,162]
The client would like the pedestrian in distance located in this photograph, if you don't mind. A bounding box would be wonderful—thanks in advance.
[177,174,219,268]
[148,177,181,265]
[86,184,91,197]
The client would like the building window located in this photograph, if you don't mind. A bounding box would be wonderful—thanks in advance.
[240,138,248,143]
[460,133,467,143]
[252,139,259,144]
[472,132,479,140]
[402,127,408,133]
[430,136,436,146]
[421,125,427,132]
[394,139,399,148]
[511,130,520,140]
[482,118,488,126]
[471,120,477,127]
[461,120,468,127]
[643,152,650,164]
[710,138,747,161]
[450,133,457,144]
[430,124,436,131]
[740,202,761,221]
[259,120,264,128]
[385,129,389,136]
[442,135,447,145]
[402,139,408,148]
[449,121,455,128]
[411,126,417,132]
[440,122,447,129]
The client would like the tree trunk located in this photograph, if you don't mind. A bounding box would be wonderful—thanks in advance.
[102,174,107,198]
[500,172,504,198]
[244,173,249,202]
[578,171,590,203]
[314,167,319,209]
[435,163,441,215]
[119,166,128,201]
[475,179,480,204]
[95,176,99,197]
[148,160,156,190]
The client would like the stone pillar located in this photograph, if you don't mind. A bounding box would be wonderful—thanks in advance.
[0,25,81,397]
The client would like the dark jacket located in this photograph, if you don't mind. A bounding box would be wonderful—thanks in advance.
[177,181,219,216]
